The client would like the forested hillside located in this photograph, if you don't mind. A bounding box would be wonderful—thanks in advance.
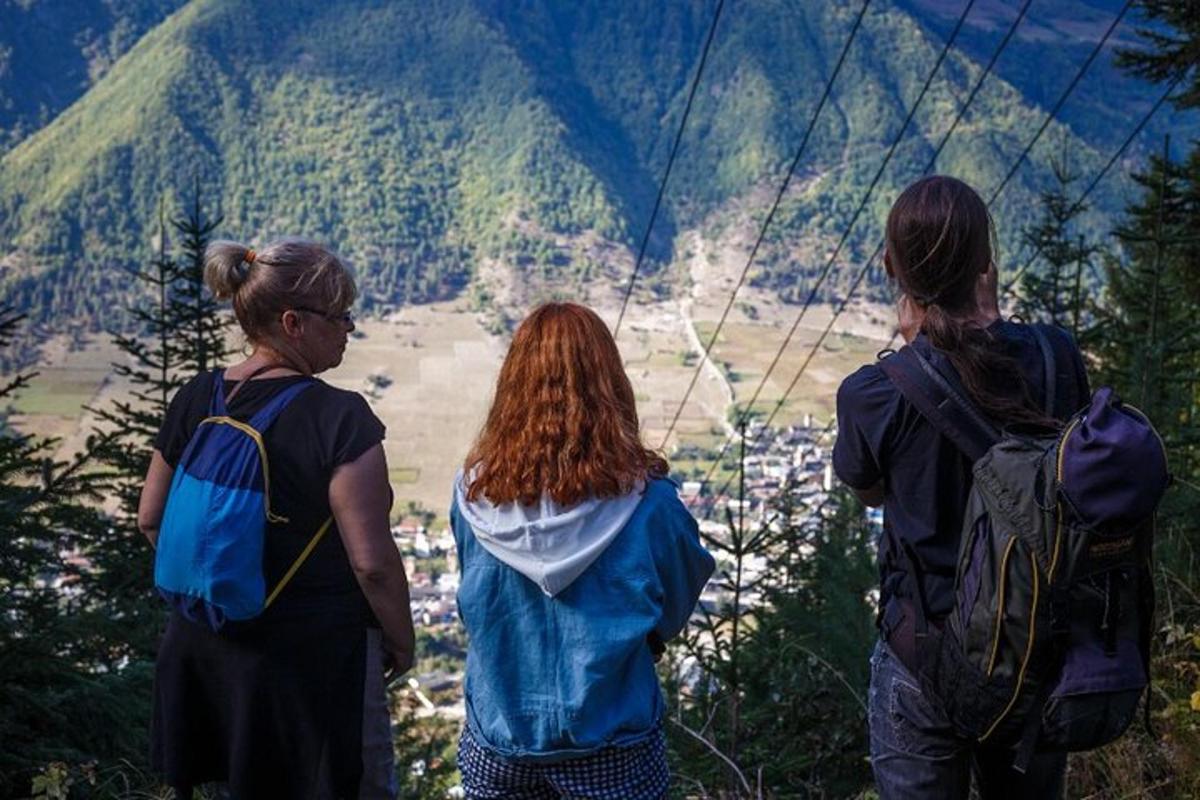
[0,0,1191,328]
[0,0,187,154]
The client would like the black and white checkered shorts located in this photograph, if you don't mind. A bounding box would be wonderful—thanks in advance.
[456,724,670,800]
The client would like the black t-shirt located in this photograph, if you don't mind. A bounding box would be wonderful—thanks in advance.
[155,370,386,621]
[833,321,1089,619]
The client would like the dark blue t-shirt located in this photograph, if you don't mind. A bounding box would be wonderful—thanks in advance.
[833,320,1089,619]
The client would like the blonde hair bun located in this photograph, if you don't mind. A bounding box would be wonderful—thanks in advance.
[204,240,255,300]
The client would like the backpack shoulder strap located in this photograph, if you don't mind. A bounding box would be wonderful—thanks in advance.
[1028,324,1057,417]
[209,369,229,417]
[878,345,1001,463]
[1032,323,1087,419]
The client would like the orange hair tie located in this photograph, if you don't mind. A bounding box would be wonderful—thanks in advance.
[244,249,257,265]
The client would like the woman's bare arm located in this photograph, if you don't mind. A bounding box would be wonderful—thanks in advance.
[330,443,416,674]
[137,450,175,547]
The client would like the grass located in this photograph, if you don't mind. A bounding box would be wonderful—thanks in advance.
[689,321,876,428]
[11,369,107,417]
[389,467,421,485]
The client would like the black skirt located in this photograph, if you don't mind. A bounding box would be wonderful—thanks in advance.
[151,610,369,799]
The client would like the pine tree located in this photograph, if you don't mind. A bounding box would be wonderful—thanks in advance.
[0,306,157,798]
[1087,139,1198,430]
[736,487,875,797]
[1117,0,1200,109]
[173,182,230,374]
[82,188,230,665]
[83,207,189,663]
[1017,152,1099,328]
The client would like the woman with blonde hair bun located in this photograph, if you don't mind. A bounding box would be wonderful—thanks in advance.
[138,237,414,798]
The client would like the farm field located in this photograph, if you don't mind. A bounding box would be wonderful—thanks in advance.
[7,293,893,518]
[692,318,884,427]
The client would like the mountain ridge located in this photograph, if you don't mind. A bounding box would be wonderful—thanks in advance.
[0,0,1192,327]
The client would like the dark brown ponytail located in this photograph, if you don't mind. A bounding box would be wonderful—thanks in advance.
[886,176,1050,428]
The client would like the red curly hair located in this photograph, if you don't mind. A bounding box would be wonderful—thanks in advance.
[465,302,669,506]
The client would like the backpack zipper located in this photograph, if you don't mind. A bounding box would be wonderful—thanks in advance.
[978,413,1082,741]
[986,537,1018,677]
[979,548,1041,743]
[1049,414,1084,581]
[197,415,289,524]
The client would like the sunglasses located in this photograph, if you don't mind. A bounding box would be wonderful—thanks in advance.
[292,306,354,325]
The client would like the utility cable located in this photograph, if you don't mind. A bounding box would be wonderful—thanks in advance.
[688,0,980,480]
[614,0,727,337]
[1001,77,1183,295]
[704,0,1147,502]
[985,0,1133,206]
[697,0,1030,495]
[698,418,837,522]
[656,0,873,448]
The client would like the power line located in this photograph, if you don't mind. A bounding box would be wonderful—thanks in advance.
[924,0,1031,175]
[696,417,835,522]
[1001,77,1183,295]
[696,0,1030,495]
[701,0,1148,502]
[614,0,727,337]
[985,0,1134,206]
[685,0,980,475]
[656,0,873,448]
[818,0,1138,360]
[702,245,880,502]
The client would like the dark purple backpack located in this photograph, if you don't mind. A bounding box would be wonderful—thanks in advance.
[880,325,1169,773]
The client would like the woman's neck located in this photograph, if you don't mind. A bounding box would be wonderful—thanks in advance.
[228,345,311,379]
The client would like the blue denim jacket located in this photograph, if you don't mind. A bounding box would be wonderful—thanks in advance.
[450,476,714,761]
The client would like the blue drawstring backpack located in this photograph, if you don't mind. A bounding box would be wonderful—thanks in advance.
[154,369,333,631]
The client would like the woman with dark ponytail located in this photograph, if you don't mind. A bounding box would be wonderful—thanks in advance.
[833,177,1089,798]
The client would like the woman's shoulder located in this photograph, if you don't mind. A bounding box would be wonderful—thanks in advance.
[639,476,685,506]
[281,379,385,466]
[837,361,898,418]
[165,369,221,420]
[301,378,374,408]
[278,378,379,427]
[177,368,219,399]
[635,478,697,530]
[838,360,890,392]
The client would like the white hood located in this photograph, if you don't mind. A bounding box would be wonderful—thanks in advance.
[454,469,644,597]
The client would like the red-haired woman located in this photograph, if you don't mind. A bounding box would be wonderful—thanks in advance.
[450,302,714,799]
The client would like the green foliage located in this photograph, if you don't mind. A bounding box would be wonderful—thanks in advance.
[0,0,187,156]
[389,697,460,800]
[84,193,231,665]
[1017,152,1101,332]
[1117,0,1200,110]
[666,483,876,798]
[0,306,162,799]
[1068,139,1200,799]
[1065,6,1200,791]
[0,190,236,799]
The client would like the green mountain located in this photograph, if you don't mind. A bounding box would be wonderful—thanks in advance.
[0,0,1190,325]
[0,0,187,155]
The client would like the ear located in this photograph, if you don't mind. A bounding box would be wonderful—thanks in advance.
[280,310,305,339]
